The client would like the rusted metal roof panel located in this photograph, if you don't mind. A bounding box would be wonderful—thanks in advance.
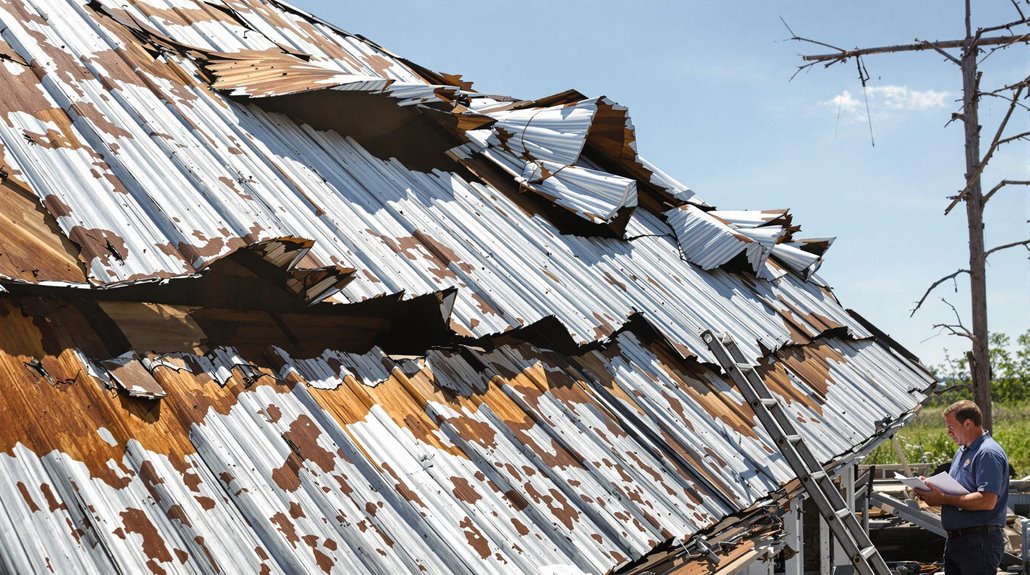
[0,295,931,574]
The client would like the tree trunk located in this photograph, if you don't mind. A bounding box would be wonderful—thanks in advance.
[960,34,993,430]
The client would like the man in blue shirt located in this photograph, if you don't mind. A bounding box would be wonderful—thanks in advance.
[916,400,1009,575]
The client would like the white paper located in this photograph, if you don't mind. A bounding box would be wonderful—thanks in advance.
[893,472,930,491]
[924,471,970,496]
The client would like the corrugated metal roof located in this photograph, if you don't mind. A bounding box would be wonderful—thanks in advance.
[0,0,937,573]
[0,293,930,574]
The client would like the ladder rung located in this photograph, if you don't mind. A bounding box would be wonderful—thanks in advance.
[781,435,802,445]
[859,545,877,560]
[835,508,853,520]
[734,362,753,370]
[758,398,778,407]
[808,471,827,481]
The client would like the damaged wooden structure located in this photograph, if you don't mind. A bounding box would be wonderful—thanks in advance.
[0,0,935,573]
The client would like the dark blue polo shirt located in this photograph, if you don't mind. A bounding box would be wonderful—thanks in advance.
[940,432,1009,530]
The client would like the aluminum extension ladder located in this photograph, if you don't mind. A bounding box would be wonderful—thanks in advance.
[701,330,890,575]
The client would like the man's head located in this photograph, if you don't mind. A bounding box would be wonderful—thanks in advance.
[943,400,984,447]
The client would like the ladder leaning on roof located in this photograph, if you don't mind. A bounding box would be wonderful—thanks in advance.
[701,330,891,575]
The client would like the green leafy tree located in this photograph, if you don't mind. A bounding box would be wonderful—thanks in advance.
[935,330,1030,404]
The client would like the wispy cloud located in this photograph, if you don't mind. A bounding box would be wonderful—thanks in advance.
[821,85,951,121]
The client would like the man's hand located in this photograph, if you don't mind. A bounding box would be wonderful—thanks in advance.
[912,475,998,510]
[913,478,948,506]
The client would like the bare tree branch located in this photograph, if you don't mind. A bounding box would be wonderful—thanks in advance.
[934,323,975,340]
[981,75,1030,94]
[985,238,1030,258]
[915,38,961,65]
[993,129,1030,147]
[945,83,1026,214]
[1008,0,1026,22]
[781,18,854,80]
[781,16,848,54]
[931,298,974,340]
[984,179,1030,204]
[910,239,1029,316]
[978,90,1030,113]
[911,269,968,316]
[976,16,1030,36]
[800,33,1030,63]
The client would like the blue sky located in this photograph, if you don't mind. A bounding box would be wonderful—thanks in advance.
[291,1,1030,368]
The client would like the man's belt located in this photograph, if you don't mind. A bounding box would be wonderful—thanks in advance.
[946,525,1003,538]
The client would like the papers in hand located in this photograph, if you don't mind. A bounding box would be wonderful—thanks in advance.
[893,472,970,495]
[894,472,930,491]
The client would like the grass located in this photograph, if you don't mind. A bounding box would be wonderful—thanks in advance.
[866,403,1030,477]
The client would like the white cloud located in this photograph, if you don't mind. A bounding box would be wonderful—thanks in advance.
[820,85,951,121]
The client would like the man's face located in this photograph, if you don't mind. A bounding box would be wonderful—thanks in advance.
[945,413,972,446]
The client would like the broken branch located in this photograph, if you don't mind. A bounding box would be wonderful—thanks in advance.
[916,38,961,65]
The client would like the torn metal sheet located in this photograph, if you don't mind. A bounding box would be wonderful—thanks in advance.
[101,352,167,399]
[667,205,834,282]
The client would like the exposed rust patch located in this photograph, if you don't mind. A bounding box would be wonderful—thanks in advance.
[39,483,66,512]
[121,507,173,564]
[16,482,40,512]
[470,292,500,318]
[442,414,497,450]
[312,549,333,573]
[602,271,627,292]
[193,535,221,574]
[21,109,86,151]
[270,511,299,546]
[763,340,843,410]
[166,505,192,528]
[367,229,471,281]
[459,516,490,559]
[511,517,530,536]
[264,404,283,423]
[69,226,129,267]
[450,477,482,505]
[288,501,305,519]
[218,176,253,201]
[380,461,427,508]
[41,194,73,218]
[270,414,337,492]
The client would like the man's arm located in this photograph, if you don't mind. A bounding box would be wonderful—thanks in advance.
[915,483,997,510]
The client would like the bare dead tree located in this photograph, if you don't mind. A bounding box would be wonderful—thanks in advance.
[787,2,1030,429]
